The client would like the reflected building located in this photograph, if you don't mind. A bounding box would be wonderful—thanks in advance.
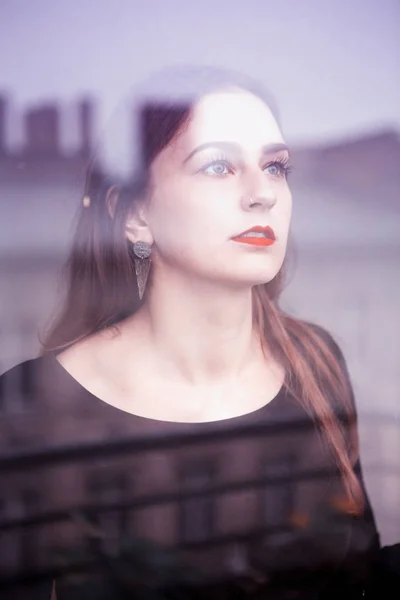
[0,94,399,580]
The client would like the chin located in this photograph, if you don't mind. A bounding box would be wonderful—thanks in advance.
[233,257,284,287]
[223,268,281,289]
[249,272,280,287]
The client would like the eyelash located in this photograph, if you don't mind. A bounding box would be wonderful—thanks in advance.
[200,154,293,179]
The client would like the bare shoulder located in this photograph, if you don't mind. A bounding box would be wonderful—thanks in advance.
[55,327,122,386]
[56,334,97,373]
[54,319,151,407]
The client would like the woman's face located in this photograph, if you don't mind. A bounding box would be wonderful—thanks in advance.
[142,89,292,288]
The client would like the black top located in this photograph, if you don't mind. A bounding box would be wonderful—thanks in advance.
[0,325,380,599]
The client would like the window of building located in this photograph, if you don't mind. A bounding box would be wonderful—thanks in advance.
[0,489,41,573]
[85,470,129,555]
[178,459,216,544]
[260,455,295,528]
[20,489,41,569]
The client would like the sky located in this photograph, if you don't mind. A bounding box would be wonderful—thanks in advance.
[0,0,399,172]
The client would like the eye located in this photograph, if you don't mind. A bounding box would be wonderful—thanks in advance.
[263,158,292,179]
[200,158,234,177]
[265,163,281,176]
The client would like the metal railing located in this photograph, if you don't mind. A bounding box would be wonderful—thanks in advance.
[0,411,399,594]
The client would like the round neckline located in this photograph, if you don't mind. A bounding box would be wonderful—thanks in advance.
[43,351,288,427]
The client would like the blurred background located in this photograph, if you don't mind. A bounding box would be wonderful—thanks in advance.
[0,0,399,578]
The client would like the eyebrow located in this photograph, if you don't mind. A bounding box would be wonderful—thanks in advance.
[183,141,290,163]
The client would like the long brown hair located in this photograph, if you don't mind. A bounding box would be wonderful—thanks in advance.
[40,66,363,513]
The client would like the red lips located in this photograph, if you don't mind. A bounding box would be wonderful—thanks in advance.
[231,225,276,247]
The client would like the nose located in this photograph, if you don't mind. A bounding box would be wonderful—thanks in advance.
[240,174,277,212]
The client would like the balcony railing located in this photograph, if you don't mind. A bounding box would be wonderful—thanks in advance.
[0,411,399,596]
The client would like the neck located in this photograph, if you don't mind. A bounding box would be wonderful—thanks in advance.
[137,270,261,386]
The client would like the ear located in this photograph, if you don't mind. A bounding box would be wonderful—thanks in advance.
[106,185,120,219]
[125,202,154,246]
[106,185,154,246]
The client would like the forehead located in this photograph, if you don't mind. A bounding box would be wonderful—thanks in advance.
[183,90,284,149]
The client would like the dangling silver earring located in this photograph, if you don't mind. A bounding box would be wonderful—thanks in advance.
[133,241,152,300]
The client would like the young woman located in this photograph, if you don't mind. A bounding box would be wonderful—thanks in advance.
[0,66,381,598]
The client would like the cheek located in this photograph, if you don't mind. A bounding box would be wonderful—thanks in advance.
[147,183,209,257]
[149,178,226,241]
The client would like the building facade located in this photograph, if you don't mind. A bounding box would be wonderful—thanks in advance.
[0,96,399,579]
